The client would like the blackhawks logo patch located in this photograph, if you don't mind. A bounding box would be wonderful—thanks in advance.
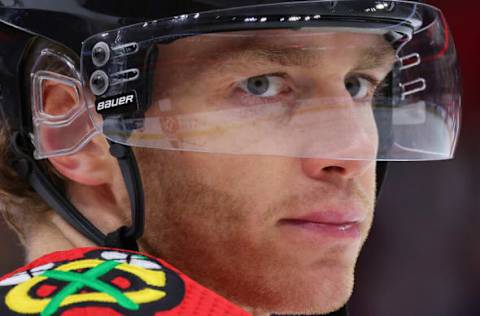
[0,248,250,316]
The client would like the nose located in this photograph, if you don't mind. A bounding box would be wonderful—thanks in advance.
[298,77,378,182]
[301,157,375,183]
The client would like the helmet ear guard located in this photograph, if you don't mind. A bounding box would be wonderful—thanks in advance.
[7,41,145,251]
[29,48,98,159]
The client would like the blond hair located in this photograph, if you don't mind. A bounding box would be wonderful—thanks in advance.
[0,38,77,242]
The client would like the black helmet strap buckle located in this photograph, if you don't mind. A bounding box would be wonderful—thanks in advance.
[9,131,145,251]
[105,141,145,250]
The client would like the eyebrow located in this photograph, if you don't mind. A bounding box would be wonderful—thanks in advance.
[206,44,396,74]
[355,46,396,70]
[156,38,396,84]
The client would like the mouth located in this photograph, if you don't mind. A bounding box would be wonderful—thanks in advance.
[278,211,365,239]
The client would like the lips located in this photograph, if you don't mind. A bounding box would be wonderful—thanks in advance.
[282,210,365,225]
[278,210,366,239]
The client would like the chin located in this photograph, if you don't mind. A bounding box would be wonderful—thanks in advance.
[236,262,356,316]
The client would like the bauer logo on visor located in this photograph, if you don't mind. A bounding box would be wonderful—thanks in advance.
[96,91,139,115]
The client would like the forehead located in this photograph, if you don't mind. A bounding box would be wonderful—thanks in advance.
[155,29,395,71]
[158,29,392,56]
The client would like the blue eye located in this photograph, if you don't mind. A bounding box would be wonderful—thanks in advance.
[241,75,285,97]
[345,76,372,101]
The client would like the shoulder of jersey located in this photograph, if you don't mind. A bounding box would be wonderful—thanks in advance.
[0,247,251,316]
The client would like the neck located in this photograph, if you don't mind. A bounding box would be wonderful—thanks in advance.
[25,212,95,262]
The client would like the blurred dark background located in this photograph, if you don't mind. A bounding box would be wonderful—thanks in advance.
[1,1,479,316]
[350,1,480,315]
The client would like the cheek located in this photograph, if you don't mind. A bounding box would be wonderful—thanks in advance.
[359,164,378,214]
[138,152,277,258]
[364,164,377,189]
[185,153,295,202]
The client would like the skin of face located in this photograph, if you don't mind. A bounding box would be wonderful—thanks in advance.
[129,30,395,315]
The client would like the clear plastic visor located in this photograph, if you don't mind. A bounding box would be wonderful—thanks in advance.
[35,1,462,161]
[125,30,397,160]
[127,29,460,161]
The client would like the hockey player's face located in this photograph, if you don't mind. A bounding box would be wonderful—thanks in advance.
[135,30,394,315]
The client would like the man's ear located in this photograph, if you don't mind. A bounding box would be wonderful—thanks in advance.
[40,79,130,235]
[41,79,116,187]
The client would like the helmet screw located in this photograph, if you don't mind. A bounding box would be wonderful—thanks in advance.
[90,70,110,96]
[92,42,110,67]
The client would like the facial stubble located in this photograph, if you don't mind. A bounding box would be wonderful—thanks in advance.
[136,149,374,314]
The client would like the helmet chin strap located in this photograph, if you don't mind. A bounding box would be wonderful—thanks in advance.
[104,141,145,250]
[9,131,144,251]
